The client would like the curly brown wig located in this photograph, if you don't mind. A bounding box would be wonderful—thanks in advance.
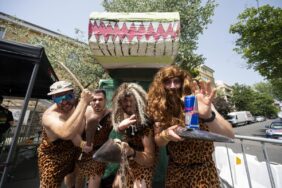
[147,65,193,127]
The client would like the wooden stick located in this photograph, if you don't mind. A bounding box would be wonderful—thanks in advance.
[56,61,84,90]
[56,61,87,160]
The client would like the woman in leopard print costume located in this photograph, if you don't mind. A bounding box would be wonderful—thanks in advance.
[147,66,234,188]
[111,83,156,188]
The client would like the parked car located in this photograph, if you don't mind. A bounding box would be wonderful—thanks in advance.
[265,120,282,139]
[227,111,255,126]
[255,116,266,122]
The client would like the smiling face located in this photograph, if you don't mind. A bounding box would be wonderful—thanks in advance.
[52,90,75,112]
[92,92,106,112]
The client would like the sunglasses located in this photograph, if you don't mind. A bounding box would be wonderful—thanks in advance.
[53,93,74,104]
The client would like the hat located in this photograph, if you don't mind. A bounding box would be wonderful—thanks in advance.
[48,81,74,95]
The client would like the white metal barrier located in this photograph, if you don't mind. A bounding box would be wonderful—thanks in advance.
[215,135,282,188]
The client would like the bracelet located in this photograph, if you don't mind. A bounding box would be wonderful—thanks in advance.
[160,130,170,142]
[201,111,216,123]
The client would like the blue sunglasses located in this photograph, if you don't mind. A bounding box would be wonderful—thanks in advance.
[53,93,74,104]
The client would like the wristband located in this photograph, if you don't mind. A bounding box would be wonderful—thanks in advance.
[201,111,216,123]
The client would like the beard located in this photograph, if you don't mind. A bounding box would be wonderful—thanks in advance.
[165,89,183,117]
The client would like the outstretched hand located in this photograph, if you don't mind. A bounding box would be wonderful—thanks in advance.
[118,114,137,131]
[192,80,216,119]
[165,125,184,142]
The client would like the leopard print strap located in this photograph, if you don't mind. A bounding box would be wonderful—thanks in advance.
[118,142,134,188]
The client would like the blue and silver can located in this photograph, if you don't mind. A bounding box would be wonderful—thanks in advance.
[184,95,199,129]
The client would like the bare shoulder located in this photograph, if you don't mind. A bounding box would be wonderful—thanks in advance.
[42,105,62,128]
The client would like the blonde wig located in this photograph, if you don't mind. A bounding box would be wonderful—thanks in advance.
[111,83,147,131]
[147,65,193,126]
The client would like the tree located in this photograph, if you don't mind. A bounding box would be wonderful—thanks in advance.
[252,92,279,118]
[230,83,256,113]
[230,5,282,80]
[213,94,232,118]
[2,20,109,90]
[103,0,216,76]
[270,79,282,101]
[253,81,282,101]
[231,83,278,118]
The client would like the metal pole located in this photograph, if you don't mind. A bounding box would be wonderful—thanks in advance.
[25,99,38,138]
[225,143,235,187]
[262,142,276,188]
[240,139,252,188]
[0,63,40,188]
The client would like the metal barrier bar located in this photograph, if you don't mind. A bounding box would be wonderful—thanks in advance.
[235,135,282,144]
[233,135,282,188]
[225,143,235,187]
[240,139,252,188]
[262,142,275,188]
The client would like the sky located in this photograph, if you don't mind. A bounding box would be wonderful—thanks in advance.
[0,0,281,86]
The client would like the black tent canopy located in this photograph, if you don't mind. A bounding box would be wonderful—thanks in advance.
[0,39,58,99]
[0,39,58,186]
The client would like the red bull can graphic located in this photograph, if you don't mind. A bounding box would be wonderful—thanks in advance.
[184,95,199,129]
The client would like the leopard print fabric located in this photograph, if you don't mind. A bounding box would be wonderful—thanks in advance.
[38,128,79,188]
[76,113,112,178]
[117,120,155,188]
[165,123,220,188]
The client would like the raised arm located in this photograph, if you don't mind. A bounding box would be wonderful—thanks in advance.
[194,80,234,138]
[203,106,234,138]
[43,89,93,140]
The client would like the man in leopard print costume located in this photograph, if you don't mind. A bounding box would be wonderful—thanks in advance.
[75,89,112,188]
[147,66,234,188]
[111,83,156,188]
[38,81,93,188]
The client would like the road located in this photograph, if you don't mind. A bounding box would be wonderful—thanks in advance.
[215,119,282,164]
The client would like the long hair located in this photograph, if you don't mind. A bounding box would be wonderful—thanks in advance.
[147,65,193,126]
[111,83,147,131]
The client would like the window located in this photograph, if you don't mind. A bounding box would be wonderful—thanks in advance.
[0,26,6,39]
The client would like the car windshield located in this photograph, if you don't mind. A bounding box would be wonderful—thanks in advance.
[271,122,282,129]
[227,115,235,119]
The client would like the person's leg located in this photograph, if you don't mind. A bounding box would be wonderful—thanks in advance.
[88,175,101,188]
[112,174,121,188]
[133,179,147,188]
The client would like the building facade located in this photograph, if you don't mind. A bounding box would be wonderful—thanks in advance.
[197,64,216,88]
[0,12,108,89]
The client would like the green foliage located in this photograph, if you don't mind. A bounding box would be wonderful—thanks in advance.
[252,93,279,117]
[230,83,278,117]
[103,0,216,74]
[270,78,282,101]
[213,94,232,118]
[230,5,282,80]
[230,83,256,112]
[2,21,109,90]
[253,81,282,101]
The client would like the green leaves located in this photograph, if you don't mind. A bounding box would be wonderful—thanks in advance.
[230,83,279,117]
[102,0,216,73]
[230,5,282,81]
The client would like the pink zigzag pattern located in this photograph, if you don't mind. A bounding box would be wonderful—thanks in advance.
[88,20,180,42]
